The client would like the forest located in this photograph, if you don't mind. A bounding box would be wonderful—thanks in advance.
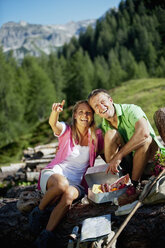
[0,0,165,162]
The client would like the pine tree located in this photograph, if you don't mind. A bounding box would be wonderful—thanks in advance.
[108,49,127,87]
[47,53,66,102]
[0,49,23,146]
[155,57,165,77]
[146,43,157,75]
[22,56,56,124]
[64,49,94,105]
[79,25,95,59]
[93,56,109,89]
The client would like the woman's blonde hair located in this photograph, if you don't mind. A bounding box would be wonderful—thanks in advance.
[71,100,97,147]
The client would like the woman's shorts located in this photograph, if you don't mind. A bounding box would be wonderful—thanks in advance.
[40,169,85,201]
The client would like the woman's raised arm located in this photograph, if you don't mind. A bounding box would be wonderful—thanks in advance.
[49,100,65,136]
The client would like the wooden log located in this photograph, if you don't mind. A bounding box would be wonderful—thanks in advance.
[154,108,165,143]
[23,147,34,155]
[25,158,52,169]
[36,164,47,171]
[34,142,58,150]
[23,142,58,156]
[26,172,40,182]
[42,154,55,159]
[34,143,58,156]
[25,159,52,164]
[0,163,26,173]
[35,148,57,155]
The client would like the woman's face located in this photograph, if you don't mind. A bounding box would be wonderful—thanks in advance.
[74,103,93,128]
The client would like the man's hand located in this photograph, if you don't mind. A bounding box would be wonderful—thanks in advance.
[106,155,122,174]
[52,100,65,113]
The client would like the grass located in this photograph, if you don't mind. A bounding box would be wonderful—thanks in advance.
[104,78,165,133]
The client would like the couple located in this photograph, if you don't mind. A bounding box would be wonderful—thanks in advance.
[30,89,164,247]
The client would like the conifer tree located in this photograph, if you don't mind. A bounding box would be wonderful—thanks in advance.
[108,49,127,87]
[155,57,165,77]
[47,53,66,102]
[0,49,23,146]
[94,56,109,89]
[22,56,55,124]
[64,49,94,105]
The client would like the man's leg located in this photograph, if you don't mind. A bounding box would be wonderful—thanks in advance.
[118,137,158,206]
[104,129,133,175]
[132,137,158,182]
[104,129,125,162]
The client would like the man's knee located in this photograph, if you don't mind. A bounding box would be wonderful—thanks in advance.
[140,136,154,154]
[104,129,122,145]
[145,135,153,147]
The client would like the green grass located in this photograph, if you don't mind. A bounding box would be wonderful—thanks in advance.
[95,78,165,134]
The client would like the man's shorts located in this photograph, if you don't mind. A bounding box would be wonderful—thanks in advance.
[40,169,85,201]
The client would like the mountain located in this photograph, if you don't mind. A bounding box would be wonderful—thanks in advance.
[0,19,96,59]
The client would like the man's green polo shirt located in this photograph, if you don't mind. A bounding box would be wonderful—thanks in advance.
[101,103,164,150]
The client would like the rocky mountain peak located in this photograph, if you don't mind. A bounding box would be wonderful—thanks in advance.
[0,19,96,60]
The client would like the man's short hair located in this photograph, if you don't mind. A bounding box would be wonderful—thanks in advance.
[88,89,110,101]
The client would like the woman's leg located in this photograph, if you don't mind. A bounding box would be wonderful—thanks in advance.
[39,174,69,211]
[46,185,79,231]
[33,186,79,248]
[29,173,69,235]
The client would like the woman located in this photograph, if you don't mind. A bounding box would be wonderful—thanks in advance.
[29,99,104,247]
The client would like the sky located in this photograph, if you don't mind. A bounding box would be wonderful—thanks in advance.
[0,0,121,27]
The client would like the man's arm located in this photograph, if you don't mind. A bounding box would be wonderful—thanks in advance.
[106,117,150,174]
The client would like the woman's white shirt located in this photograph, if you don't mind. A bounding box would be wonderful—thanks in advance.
[53,122,90,184]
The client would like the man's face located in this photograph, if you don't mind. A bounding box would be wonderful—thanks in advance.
[89,93,115,119]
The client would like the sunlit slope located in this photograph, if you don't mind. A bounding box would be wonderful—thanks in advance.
[95,78,165,134]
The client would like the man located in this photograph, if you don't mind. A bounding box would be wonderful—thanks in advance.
[88,89,164,204]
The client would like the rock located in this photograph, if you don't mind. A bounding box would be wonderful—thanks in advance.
[5,184,38,198]
[0,20,96,60]
[0,198,34,248]
[0,185,165,248]
[154,108,165,143]
[115,204,165,248]
[17,190,42,213]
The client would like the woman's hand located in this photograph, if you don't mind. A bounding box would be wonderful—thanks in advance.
[49,100,65,135]
[52,100,65,113]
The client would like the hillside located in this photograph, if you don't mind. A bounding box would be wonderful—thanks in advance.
[0,78,164,166]
[109,78,165,132]
[94,78,165,133]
